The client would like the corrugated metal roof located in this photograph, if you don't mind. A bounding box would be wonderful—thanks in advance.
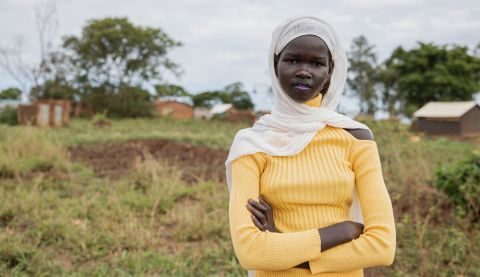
[210,103,232,115]
[413,101,478,118]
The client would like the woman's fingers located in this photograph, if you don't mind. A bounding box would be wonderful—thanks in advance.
[259,198,272,212]
[251,214,265,230]
[246,203,267,223]
[248,199,268,212]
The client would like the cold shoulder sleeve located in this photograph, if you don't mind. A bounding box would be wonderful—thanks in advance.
[308,140,396,274]
[229,153,322,271]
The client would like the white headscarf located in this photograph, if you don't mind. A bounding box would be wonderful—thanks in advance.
[226,16,367,232]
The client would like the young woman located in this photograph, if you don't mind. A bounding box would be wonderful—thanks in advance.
[226,16,396,277]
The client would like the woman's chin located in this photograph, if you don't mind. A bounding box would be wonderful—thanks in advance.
[286,86,320,101]
[287,92,316,103]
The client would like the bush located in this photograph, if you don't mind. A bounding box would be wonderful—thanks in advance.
[433,153,480,222]
[91,112,111,127]
[0,106,18,125]
[83,86,154,118]
[108,86,154,118]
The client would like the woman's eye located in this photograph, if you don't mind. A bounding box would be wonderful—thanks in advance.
[286,59,297,64]
[312,61,325,66]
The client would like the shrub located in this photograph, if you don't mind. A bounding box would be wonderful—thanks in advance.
[0,106,18,125]
[91,111,111,128]
[107,86,154,118]
[433,153,480,222]
[82,86,154,118]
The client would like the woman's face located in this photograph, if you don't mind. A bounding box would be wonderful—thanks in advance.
[275,35,334,103]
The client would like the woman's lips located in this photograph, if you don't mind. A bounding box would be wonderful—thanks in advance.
[291,83,312,92]
[293,84,310,91]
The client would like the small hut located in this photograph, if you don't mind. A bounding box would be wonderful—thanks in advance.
[412,101,480,137]
[154,100,193,120]
[16,99,71,127]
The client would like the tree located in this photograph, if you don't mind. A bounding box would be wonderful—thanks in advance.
[347,36,378,115]
[103,85,154,118]
[224,82,254,110]
[474,43,480,57]
[191,82,254,110]
[155,84,190,98]
[30,78,78,101]
[191,90,229,108]
[384,43,480,116]
[58,17,181,118]
[0,87,22,100]
[30,49,80,100]
[62,17,182,89]
[377,61,399,117]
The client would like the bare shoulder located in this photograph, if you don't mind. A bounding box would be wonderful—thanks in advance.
[343,128,374,141]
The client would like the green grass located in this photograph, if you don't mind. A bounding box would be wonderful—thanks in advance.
[0,118,479,276]
[46,117,249,150]
[0,151,241,276]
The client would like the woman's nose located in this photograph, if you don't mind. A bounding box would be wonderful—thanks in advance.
[295,69,312,79]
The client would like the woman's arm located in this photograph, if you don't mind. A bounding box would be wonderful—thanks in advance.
[247,141,395,273]
[229,154,322,270]
[248,198,364,269]
[306,141,396,273]
[247,198,364,251]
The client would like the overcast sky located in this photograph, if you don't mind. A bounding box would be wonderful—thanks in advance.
[1,0,479,111]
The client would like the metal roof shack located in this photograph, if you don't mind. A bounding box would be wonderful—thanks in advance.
[412,101,480,137]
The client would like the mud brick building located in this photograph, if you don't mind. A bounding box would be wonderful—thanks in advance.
[17,99,71,127]
[154,100,193,120]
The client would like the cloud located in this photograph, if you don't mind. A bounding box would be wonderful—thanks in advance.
[0,0,478,112]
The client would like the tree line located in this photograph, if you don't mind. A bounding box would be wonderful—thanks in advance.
[347,36,480,117]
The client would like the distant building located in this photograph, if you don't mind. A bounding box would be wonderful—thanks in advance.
[193,103,254,123]
[210,103,255,123]
[193,107,211,120]
[412,101,480,137]
[154,100,193,120]
[210,103,233,117]
[226,107,255,123]
[17,99,71,127]
[193,103,234,120]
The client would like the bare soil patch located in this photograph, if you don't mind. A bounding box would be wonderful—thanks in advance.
[69,139,228,184]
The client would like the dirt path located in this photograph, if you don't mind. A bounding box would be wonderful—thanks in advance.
[69,139,228,184]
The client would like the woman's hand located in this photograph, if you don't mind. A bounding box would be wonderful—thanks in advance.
[345,221,364,240]
[247,197,277,232]
[247,197,363,238]
[247,198,364,270]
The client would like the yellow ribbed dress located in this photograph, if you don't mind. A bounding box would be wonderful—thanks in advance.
[228,93,396,277]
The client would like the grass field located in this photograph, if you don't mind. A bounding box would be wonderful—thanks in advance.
[0,117,479,276]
